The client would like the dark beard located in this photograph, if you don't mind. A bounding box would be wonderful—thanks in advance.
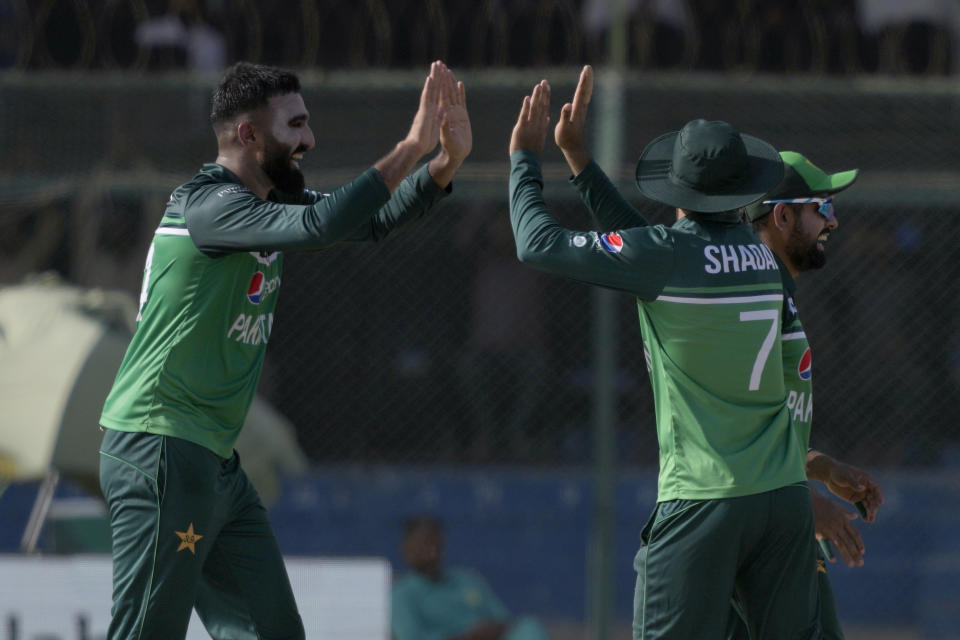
[262,148,305,196]
[786,219,827,272]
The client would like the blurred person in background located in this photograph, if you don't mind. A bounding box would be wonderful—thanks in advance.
[392,515,551,640]
[134,0,226,72]
[456,209,550,462]
[97,59,472,639]
[509,68,822,639]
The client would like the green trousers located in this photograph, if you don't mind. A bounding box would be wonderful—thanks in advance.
[633,484,820,640]
[726,548,844,640]
[99,428,304,640]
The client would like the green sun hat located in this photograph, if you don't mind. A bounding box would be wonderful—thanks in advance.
[744,151,859,221]
[635,119,784,213]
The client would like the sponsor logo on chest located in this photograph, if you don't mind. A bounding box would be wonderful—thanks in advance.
[229,261,280,344]
[798,347,812,381]
[246,271,281,305]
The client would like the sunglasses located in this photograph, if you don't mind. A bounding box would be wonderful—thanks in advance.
[761,197,834,221]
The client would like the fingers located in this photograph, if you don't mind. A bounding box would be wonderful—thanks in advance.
[510,79,552,155]
[419,75,434,111]
[571,64,593,120]
[831,521,866,567]
[530,79,551,122]
[851,470,884,523]
[860,486,884,523]
[430,61,466,112]
[518,95,531,123]
[820,506,865,567]
[436,60,455,107]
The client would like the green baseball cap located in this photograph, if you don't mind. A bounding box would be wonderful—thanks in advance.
[744,151,859,221]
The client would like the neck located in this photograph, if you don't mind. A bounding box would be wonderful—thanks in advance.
[215,152,273,200]
[416,566,442,581]
[758,232,799,277]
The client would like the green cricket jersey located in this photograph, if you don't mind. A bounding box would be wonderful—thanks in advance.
[779,264,813,449]
[391,568,509,640]
[511,152,807,500]
[101,163,448,458]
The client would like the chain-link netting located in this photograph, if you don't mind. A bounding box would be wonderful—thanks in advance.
[3,72,958,467]
[2,34,960,637]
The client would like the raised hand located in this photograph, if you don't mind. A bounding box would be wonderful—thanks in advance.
[509,79,551,156]
[405,61,444,158]
[426,61,471,188]
[437,62,472,163]
[812,489,865,567]
[555,65,594,175]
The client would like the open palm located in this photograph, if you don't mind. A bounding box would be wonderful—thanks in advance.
[439,66,472,162]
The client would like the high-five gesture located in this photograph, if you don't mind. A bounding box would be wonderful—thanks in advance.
[438,64,471,162]
[510,80,551,156]
[429,61,472,188]
[405,61,444,157]
[555,65,594,175]
[378,61,472,192]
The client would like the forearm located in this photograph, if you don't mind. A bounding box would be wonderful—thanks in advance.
[427,148,463,190]
[571,160,650,231]
[806,448,835,483]
[510,151,589,273]
[562,147,592,177]
[187,169,391,254]
[509,151,671,296]
[374,139,428,194]
[347,164,449,241]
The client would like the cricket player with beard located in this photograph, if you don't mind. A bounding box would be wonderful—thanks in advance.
[98,60,471,639]
[736,151,884,639]
[549,65,882,638]
[509,71,821,637]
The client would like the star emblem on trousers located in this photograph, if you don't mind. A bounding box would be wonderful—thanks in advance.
[174,523,204,554]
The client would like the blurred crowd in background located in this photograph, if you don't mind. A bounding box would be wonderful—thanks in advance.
[1,0,958,472]
[2,0,960,74]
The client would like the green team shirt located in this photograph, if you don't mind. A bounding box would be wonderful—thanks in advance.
[511,152,807,500]
[100,163,448,458]
[779,264,813,448]
[391,568,509,640]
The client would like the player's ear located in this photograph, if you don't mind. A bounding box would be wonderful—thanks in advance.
[772,203,792,231]
[237,121,257,146]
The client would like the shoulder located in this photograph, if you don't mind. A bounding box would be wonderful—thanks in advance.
[448,566,488,587]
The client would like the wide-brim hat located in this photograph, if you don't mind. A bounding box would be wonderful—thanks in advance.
[744,151,859,221]
[635,119,784,213]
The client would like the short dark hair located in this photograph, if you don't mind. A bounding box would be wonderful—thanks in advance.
[748,202,800,233]
[749,214,770,233]
[210,62,301,124]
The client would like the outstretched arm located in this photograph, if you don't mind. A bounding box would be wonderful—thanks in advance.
[508,80,673,299]
[556,66,649,232]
